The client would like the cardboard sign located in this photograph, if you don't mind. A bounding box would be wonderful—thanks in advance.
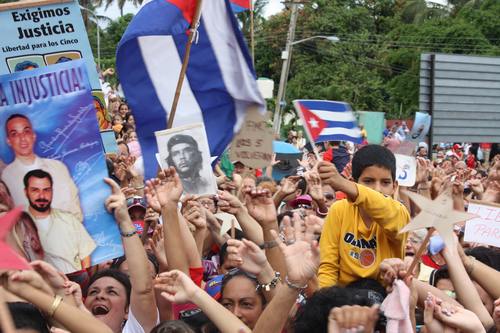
[464,202,500,247]
[0,0,111,130]
[395,154,416,187]
[0,60,123,273]
[229,106,273,169]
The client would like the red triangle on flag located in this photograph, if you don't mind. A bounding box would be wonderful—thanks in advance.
[299,103,327,141]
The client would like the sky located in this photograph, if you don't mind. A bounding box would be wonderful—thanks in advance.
[95,0,285,25]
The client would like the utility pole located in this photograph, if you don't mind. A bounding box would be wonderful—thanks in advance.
[272,1,299,135]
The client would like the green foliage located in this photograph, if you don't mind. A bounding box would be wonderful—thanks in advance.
[254,0,500,123]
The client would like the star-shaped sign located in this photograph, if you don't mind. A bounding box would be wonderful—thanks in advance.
[0,207,31,270]
[215,212,242,237]
[400,190,477,249]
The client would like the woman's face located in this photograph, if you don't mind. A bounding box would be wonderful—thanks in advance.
[127,115,135,126]
[119,104,129,116]
[111,100,120,112]
[113,116,122,125]
[85,277,128,333]
[220,276,264,329]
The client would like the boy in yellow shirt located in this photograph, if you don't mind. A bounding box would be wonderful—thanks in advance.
[317,145,410,287]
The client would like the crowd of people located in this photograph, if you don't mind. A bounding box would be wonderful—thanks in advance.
[1,79,500,333]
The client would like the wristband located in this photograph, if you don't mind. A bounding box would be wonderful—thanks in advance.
[260,240,278,249]
[120,229,137,238]
[285,275,308,291]
[257,271,281,292]
[48,295,63,318]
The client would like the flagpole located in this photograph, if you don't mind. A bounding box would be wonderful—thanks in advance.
[250,0,255,66]
[167,0,204,129]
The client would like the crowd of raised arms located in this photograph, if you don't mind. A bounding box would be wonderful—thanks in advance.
[1,91,500,333]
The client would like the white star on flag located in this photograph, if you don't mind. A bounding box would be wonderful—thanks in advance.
[308,118,319,128]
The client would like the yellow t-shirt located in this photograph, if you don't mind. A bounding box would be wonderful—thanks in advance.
[318,184,410,287]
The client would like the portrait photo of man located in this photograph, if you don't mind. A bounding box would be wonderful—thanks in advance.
[24,169,96,274]
[157,124,216,195]
[1,114,83,221]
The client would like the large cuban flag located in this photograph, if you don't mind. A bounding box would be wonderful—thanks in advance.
[294,100,362,144]
[231,0,251,13]
[116,0,265,179]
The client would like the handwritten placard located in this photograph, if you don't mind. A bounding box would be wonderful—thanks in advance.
[464,202,500,247]
[229,106,273,169]
[395,154,416,187]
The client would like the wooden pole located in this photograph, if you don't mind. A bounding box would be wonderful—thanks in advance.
[167,0,204,129]
[250,0,255,66]
[406,227,434,278]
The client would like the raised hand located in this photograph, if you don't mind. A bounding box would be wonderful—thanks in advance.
[270,213,320,286]
[144,167,184,211]
[5,270,54,297]
[30,260,67,293]
[148,225,168,272]
[217,190,244,215]
[280,176,300,195]
[154,270,199,304]
[328,304,379,333]
[425,293,485,333]
[182,198,207,230]
[305,171,323,202]
[104,178,130,223]
[226,238,268,276]
[318,161,342,189]
[63,280,89,312]
[416,157,431,185]
[245,188,277,226]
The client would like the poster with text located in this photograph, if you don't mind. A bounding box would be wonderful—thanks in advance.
[0,60,123,274]
[0,0,111,130]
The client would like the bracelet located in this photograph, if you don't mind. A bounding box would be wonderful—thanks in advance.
[260,240,278,249]
[257,271,281,292]
[48,295,63,318]
[316,207,328,217]
[285,275,308,291]
[120,229,137,238]
[465,255,476,275]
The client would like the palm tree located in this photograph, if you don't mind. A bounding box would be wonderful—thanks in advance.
[400,0,448,23]
[237,0,269,37]
[94,0,143,17]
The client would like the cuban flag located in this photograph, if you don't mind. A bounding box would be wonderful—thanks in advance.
[294,100,362,144]
[231,0,251,13]
[116,0,265,179]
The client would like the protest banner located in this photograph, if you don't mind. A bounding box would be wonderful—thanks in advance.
[229,106,273,169]
[0,59,123,273]
[395,153,416,187]
[156,123,217,195]
[464,201,500,247]
[0,0,111,130]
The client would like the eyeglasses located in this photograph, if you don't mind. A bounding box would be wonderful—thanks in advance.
[295,204,312,210]
[222,268,259,290]
[324,192,335,200]
[126,197,146,208]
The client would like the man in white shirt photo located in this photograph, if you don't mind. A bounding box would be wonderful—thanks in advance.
[24,169,95,273]
[2,113,82,221]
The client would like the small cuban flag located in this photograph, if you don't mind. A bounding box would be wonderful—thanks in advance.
[230,0,251,13]
[293,100,362,144]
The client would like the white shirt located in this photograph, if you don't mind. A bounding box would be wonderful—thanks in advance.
[122,307,159,333]
[2,156,82,221]
[31,208,95,274]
